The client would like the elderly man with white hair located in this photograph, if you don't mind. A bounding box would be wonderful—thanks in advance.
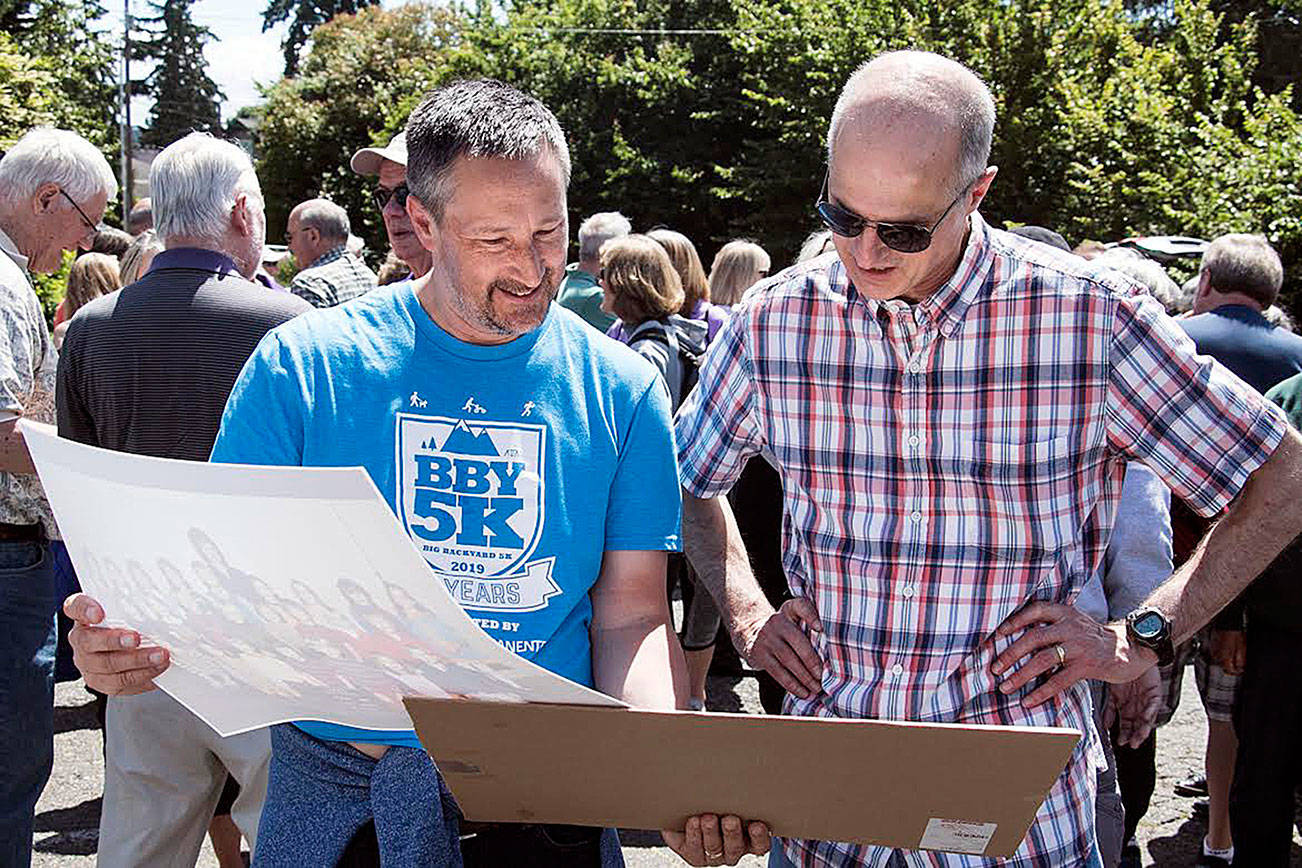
[286,197,377,308]
[678,50,1302,866]
[0,126,114,867]
[557,210,632,330]
[56,132,310,867]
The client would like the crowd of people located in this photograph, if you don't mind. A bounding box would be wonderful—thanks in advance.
[0,48,1299,868]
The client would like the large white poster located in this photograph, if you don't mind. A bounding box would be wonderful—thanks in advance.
[24,424,622,737]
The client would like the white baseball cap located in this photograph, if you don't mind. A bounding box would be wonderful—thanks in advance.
[350,131,407,176]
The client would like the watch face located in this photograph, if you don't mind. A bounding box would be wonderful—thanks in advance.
[1133,611,1166,639]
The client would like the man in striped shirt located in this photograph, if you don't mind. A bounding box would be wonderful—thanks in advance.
[678,51,1302,867]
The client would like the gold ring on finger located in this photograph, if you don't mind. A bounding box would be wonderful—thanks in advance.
[1055,644,1067,666]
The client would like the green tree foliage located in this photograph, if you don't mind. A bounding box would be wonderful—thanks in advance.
[0,0,119,153]
[255,3,460,252]
[1126,2,1302,110]
[261,0,381,77]
[135,0,224,148]
[253,0,1302,313]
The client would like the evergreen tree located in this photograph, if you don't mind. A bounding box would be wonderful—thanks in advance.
[261,0,381,77]
[135,0,223,148]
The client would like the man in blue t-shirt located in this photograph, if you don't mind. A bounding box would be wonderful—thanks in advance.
[66,79,769,868]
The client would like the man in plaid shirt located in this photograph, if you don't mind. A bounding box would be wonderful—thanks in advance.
[678,51,1302,867]
[286,198,378,308]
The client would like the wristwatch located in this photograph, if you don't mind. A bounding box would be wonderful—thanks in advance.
[1125,607,1174,667]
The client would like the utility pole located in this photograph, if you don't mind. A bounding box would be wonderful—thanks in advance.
[120,0,134,225]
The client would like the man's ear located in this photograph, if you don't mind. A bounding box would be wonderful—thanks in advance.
[406,194,439,250]
[1197,269,1212,299]
[966,166,998,213]
[231,194,253,237]
[34,183,60,215]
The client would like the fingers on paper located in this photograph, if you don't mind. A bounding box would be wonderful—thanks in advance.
[72,623,141,652]
[699,814,725,863]
[63,592,104,625]
[663,815,704,864]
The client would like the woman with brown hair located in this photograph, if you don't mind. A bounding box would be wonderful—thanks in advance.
[598,234,717,709]
[607,229,730,345]
[54,252,121,349]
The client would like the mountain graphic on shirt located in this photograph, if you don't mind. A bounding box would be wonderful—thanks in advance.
[437,420,500,456]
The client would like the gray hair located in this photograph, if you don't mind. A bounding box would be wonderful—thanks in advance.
[150,133,262,244]
[0,127,117,208]
[1201,233,1284,308]
[796,229,834,264]
[1095,248,1185,313]
[293,198,351,244]
[1264,305,1296,332]
[404,78,571,221]
[119,229,165,284]
[828,51,996,194]
[578,212,631,260]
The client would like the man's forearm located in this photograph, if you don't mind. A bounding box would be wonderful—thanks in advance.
[681,493,771,628]
[1140,430,1302,643]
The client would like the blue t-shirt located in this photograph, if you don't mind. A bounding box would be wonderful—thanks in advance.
[210,282,682,746]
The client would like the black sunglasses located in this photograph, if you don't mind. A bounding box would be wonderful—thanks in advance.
[59,188,97,234]
[815,172,965,254]
[372,183,410,213]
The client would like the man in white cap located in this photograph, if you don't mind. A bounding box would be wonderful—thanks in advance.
[351,132,433,283]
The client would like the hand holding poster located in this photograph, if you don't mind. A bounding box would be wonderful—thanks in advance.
[24,423,621,738]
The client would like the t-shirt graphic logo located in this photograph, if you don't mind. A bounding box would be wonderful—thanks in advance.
[395,413,559,612]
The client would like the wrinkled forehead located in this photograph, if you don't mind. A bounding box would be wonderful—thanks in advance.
[831,99,962,177]
[377,158,407,187]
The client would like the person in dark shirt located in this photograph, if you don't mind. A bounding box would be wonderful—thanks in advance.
[1181,233,1302,393]
[1172,232,1298,866]
[1227,370,1302,866]
[55,132,310,868]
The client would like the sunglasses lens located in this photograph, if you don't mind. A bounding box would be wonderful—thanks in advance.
[877,224,931,253]
[816,202,864,238]
[394,186,410,207]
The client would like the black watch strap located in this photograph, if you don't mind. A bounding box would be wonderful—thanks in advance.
[1126,607,1175,667]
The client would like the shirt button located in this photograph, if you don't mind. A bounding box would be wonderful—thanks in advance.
[902,585,914,598]
[892,664,904,676]
[907,434,920,448]
[910,510,922,523]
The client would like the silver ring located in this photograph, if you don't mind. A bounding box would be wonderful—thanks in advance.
[1055,644,1067,666]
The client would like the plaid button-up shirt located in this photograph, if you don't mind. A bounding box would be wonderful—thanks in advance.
[676,214,1287,866]
[289,245,377,309]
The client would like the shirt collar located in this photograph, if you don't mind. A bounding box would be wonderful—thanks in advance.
[308,244,348,269]
[148,247,242,277]
[1206,303,1270,325]
[842,212,995,339]
[0,226,29,273]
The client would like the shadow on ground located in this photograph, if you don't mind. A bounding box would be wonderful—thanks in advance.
[33,797,100,855]
[53,698,100,736]
[1145,812,1302,866]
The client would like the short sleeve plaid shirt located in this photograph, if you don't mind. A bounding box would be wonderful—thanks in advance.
[676,214,1288,867]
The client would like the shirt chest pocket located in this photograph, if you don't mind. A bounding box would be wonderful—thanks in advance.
[932,434,1079,568]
